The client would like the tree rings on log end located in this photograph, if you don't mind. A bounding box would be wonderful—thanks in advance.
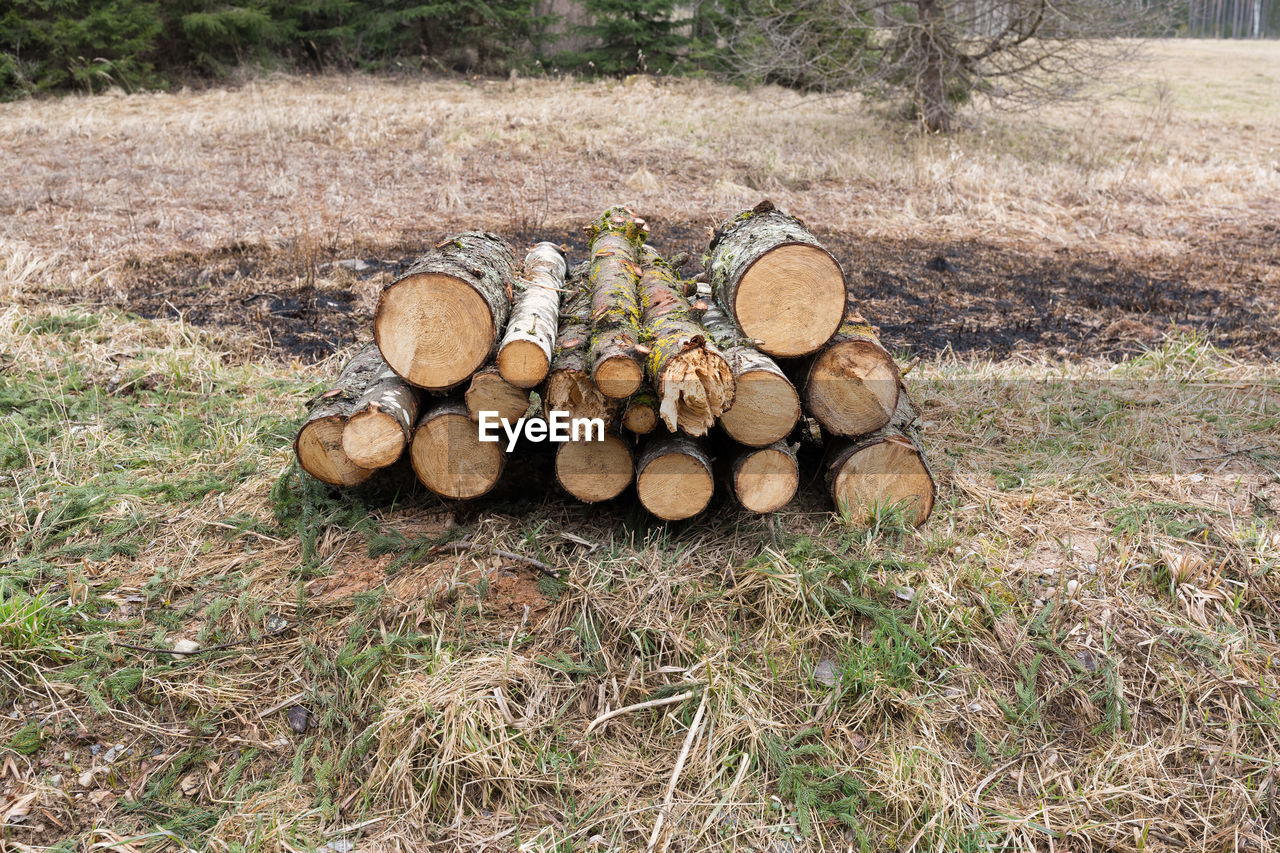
[828,436,934,527]
[375,273,495,390]
[806,340,900,436]
[734,244,844,357]
[411,407,505,499]
[556,434,634,503]
[296,417,374,487]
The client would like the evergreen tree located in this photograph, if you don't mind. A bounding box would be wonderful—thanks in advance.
[570,0,688,74]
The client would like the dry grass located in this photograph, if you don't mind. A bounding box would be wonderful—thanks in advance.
[0,39,1277,276]
[2,38,1280,853]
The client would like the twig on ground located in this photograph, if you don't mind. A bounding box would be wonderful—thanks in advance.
[649,689,709,852]
[585,690,695,735]
[432,539,559,577]
[112,626,291,656]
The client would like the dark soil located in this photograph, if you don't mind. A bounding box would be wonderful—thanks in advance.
[97,219,1280,362]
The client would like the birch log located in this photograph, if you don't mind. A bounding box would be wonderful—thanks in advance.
[699,301,800,447]
[497,242,568,388]
[341,355,421,470]
[294,343,384,486]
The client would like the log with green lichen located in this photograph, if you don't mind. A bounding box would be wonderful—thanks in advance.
[545,264,618,427]
[704,200,846,358]
[585,207,646,399]
[825,390,935,527]
[700,300,800,447]
[621,385,659,435]
[638,246,734,436]
[802,294,901,437]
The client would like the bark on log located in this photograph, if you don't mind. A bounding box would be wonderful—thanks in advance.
[621,386,659,435]
[465,365,531,423]
[639,247,734,436]
[497,242,568,389]
[705,200,845,357]
[545,270,618,427]
[730,441,799,514]
[294,343,383,486]
[825,391,935,527]
[635,435,715,521]
[586,207,646,399]
[555,432,634,503]
[700,301,800,447]
[410,400,505,500]
[374,232,517,391]
[803,297,900,437]
[340,356,421,470]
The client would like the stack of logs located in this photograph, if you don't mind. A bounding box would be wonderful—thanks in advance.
[294,202,935,524]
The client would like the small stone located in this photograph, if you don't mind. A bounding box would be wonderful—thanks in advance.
[78,770,96,788]
[813,659,839,688]
[287,705,309,733]
[172,639,200,656]
[968,702,984,713]
[334,258,371,272]
[1066,579,1080,598]
[1076,650,1099,672]
[48,774,62,786]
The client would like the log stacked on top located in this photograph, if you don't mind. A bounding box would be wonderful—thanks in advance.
[295,203,936,526]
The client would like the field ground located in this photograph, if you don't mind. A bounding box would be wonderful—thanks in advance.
[1,39,1279,852]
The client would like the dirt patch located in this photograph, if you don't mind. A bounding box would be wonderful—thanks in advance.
[81,219,1280,361]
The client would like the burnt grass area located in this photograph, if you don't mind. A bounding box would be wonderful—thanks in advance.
[103,219,1280,363]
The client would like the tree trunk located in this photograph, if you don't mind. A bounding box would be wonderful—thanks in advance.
[801,296,901,437]
[705,201,845,357]
[587,207,646,399]
[497,242,568,389]
[555,432,634,503]
[916,0,953,133]
[465,365,531,423]
[622,386,660,435]
[635,435,715,520]
[825,391,935,527]
[294,342,385,486]
[374,232,517,391]
[410,400,505,500]
[699,300,800,447]
[341,356,421,470]
[639,247,734,435]
[545,271,618,427]
[729,441,799,514]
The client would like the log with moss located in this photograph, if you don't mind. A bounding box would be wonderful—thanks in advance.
[825,391,935,527]
[545,269,618,427]
[340,354,422,470]
[555,432,634,503]
[621,386,659,435]
[729,441,798,514]
[586,207,646,399]
[294,343,385,486]
[635,435,715,521]
[699,300,800,448]
[803,296,900,437]
[638,248,734,435]
[497,242,568,389]
[410,400,505,500]
[465,365,531,423]
[374,232,517,391]
[705,201,845,357]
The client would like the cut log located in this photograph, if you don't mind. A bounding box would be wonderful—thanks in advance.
[635,435,715,521]
[497,242,568,388]
[586,207,646,399]
[545,272,618,427]
[374,232,517,391]
[555,432,634,503]
[803,298,900,437]
[294,343,384,486]
[621,387,659,435]
[410,400,505,500]
[465,366,531,423]
[730,442,799,513]
[639,247,734,436]
[705,200,845,357]
[700,302,800,447]
[340,359,421,470]
[826,392,935,527]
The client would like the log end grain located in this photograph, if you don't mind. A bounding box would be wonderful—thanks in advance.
[296,416,375,486]
[807,341,900,437]
[410,406,504,500]
[718,366,800,447]
[594,353,645,399]
[732,444,799,513]
[828,436,934,527]
[734,244,844,357]
[496,339,551,389]
[342,408,408,469]
[374,272,495,390]
[555,433,634,503]
[635,438,714,521]
[465,368,531,423]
